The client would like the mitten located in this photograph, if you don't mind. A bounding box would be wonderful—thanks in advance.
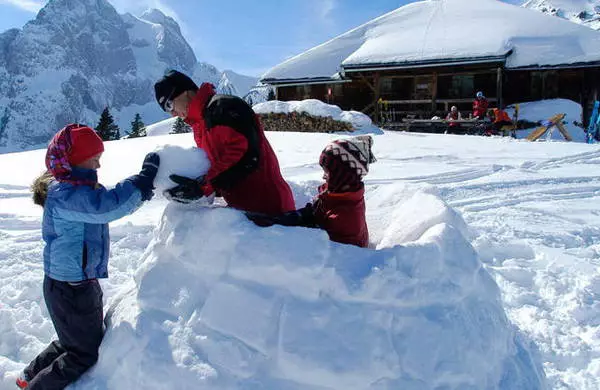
[129,152,160,201]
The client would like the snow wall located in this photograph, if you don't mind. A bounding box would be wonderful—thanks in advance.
[71,184,545,390]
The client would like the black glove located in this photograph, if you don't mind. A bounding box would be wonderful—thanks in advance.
[129,152,160,201]
[164,174,206,203]
[245,203,316,228]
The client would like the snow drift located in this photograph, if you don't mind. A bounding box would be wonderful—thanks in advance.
[70,185,544,389]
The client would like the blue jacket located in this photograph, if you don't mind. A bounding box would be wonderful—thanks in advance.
[42,168,142,282]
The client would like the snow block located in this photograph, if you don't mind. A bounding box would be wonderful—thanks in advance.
[87,193,545,389]
[152,144,210,194]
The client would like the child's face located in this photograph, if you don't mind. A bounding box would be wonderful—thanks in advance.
[75,153,102,170]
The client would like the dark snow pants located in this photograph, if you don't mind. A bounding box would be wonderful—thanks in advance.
[24,276,104,390]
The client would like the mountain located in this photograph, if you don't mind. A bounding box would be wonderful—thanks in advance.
[0,0,258,152]
[523,0,600,29]
[219,70,259,98]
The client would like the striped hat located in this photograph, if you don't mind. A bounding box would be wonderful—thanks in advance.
[319,135,376,193]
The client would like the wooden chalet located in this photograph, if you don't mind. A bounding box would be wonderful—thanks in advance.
[261,0,600,128]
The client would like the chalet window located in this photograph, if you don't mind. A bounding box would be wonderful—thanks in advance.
[531,72,543,100]
[414,75,433,99]
[380,77,413,99]
[544,71,559,99]
[296,84,312,99]
[449,75,474,99]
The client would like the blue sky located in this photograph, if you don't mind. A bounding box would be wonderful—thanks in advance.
[0,0,523,76]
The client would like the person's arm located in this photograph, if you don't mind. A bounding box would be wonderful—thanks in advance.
[53,152,159,223]
[206,124,248,184]
[246,204,317,228]
[52,181,142,224]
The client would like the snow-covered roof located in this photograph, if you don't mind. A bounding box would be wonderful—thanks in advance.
[262,0,600,83]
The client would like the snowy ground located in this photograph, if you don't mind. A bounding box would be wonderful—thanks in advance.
[0,130,599,389]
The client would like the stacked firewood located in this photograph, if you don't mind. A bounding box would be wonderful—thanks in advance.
[257,112,354,133]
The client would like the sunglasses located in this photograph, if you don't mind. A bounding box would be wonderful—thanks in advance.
[163,87,177,113]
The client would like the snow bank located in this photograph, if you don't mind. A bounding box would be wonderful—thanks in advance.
[145,117,177,137]
[75,189,544,389]
[506,99,586,142]
[153,145,210,193]
[253,99,382,134]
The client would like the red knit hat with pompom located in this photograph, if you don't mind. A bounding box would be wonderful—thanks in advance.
[68,126,104,165]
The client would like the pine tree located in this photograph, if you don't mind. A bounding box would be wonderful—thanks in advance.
[129,113,146,138]
[95,107,121,141]
[267,88,276,101]
[170,117,191,134]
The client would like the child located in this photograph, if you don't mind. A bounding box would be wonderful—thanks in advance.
[17,124,159,390]
[246,135,376,248]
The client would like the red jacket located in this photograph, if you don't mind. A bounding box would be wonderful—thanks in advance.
[185,83,295,215]
[313,186,369,248]
[473,98,489,118]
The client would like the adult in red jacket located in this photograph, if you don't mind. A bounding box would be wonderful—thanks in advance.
[246,136,376,248]
[473,91,489,120]
[154,70,294,215]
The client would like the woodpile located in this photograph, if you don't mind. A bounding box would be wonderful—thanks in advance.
[257,112,355,133]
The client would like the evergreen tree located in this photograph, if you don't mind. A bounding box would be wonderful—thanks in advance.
[170,117,191,134]
[129,113,146,138]
[95,107,121,141]
[267,88,276,101]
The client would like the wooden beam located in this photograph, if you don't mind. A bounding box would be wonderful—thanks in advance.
[497,67,503,108]
[357,73,377,93]
[431,72,438,111]
[374,72,381,123]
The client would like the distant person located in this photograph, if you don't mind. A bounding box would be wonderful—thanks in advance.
[473,91,489,120]
[154,70,294,215]
[246,136,376,248]
[445,106,462,133]
[491,106,513,133]
[18,124,159,390]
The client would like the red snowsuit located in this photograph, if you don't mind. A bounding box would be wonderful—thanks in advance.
[473,97,489,119]
[313,184,369,248]
[185,83,295,215]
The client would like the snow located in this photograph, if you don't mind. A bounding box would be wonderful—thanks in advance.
[262,0,600,82]
[524,0,600,30]
[3,122,600,388]
[145,117,177,137]
[253,99,382,134]
[506,99,586,142]
[151,145,210,193]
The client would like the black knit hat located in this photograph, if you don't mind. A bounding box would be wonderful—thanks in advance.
[154,70,199,112]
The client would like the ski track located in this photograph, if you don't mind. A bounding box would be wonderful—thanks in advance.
[2,148,600,389]
[421,149,600,390]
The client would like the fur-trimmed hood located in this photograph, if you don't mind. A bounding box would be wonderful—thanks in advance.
[31,171,53,207]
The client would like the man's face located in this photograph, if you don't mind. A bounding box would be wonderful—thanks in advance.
[168,91,190,119]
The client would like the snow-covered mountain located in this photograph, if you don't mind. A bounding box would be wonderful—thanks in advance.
[523,0,600,29]
[0,0,258,152]
[219,70,259,98]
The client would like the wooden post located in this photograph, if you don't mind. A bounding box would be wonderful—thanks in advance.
[374,72,381,124]
[496,67,503,108]
[431,72,438,113]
